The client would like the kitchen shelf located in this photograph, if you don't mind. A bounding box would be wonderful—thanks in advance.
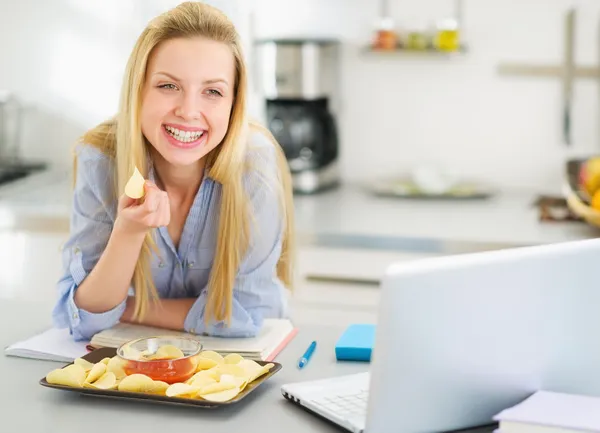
[361,45,468,58]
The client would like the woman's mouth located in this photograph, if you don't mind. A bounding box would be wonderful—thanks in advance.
[162,124,206,149]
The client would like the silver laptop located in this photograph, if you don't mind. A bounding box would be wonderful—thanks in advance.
[281,238,600,433]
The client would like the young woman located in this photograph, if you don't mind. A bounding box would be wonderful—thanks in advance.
[52,1,295,341]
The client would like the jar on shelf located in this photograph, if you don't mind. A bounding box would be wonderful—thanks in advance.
[372,17,398,50]
[405,23,430,51]
[434,18,460,52]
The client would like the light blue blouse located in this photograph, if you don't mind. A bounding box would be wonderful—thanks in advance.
[52,130,289,341]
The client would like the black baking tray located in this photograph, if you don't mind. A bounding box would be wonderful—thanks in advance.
[39,347,282,408]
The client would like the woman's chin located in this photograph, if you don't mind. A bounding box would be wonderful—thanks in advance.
[154,145,208,168]
[161,152,202,168]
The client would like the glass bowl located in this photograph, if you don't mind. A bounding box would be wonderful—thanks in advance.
[117,336,203,384]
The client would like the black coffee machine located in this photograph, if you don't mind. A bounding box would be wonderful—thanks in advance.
[254,38,340,194]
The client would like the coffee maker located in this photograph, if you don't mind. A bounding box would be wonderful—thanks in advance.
[253,38,340,194]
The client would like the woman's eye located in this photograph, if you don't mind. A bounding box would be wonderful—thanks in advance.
[207,89,223,97]
[158,83,178,90]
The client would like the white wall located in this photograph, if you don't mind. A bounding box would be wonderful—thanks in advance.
[252,0,600,192]
[0,0,146,166]
[1,0,599,192]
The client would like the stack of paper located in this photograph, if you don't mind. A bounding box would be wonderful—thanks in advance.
[493,390,600,433]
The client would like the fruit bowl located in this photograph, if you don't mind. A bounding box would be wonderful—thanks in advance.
[564,158,600,228]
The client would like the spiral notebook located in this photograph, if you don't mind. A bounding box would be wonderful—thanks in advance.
[5,319,297,362]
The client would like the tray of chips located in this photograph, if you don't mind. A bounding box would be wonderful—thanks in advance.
[39,345,282,408]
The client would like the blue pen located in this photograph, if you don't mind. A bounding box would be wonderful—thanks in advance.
[298,341,317,369]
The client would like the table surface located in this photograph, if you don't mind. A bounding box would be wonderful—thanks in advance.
[1,299,496,433]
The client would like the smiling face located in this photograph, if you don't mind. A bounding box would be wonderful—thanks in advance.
[140,36,236,168]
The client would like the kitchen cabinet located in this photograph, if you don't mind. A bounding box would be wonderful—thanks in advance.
[287,244,442,327]
[295,244,440,285]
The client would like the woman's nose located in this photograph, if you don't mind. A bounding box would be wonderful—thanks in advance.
[175,92,202,120]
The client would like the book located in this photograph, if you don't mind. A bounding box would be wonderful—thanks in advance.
[4,319,298,363]
[89,319,298,361]
[493,390,600,433]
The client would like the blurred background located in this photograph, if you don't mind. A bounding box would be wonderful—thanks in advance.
[2,0,600,191]
[2,0,600,324]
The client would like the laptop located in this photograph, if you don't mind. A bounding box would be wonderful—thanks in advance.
[281,238,600,433]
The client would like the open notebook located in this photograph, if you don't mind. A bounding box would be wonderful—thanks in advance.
[5,319,297,363]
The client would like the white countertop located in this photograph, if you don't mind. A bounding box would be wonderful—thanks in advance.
[293,184,600,249]
[0,169,598,250]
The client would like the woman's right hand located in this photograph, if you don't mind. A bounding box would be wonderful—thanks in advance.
[115,181,171,234]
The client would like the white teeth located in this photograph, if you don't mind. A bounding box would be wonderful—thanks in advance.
[164,125,204,143]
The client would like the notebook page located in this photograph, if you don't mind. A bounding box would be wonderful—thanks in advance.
[5,327,88,361]
[494,391,600,431]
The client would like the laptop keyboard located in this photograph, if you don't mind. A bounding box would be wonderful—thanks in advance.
[309,387,369,419]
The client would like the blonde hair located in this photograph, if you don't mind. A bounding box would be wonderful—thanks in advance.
[76,1,295,325]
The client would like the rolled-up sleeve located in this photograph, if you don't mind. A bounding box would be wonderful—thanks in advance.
[184,135,288,337]
[52,145,126,341]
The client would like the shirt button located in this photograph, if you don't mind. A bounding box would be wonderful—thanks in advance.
[73,246,81,254]
[187,261,195,268]
[72,312,79,319]
[158,261,165,268]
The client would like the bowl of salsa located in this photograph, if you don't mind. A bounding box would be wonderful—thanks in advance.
[117,336,203,384]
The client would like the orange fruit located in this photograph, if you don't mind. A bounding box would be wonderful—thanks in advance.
[591,190,600,210]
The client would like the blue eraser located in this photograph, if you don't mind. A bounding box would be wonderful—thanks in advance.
[335,324,376,362]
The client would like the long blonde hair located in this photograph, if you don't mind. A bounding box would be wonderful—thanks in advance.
[77,1,295,325]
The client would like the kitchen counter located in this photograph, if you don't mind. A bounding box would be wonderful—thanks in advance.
[0,169,598,253]
[293,185,600,252]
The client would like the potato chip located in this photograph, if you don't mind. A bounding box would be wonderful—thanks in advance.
[84,372,117,390]
[221,373,247,389]
[149,344,184,360]
[194,357,219,371]
[46,368,84,387]
[63,364,87,384]
[220,373,248,390]
[198,387,242,402]
[165,383,200,398]
[74,357,95,372]
[197,380,237,396]
[223,353,244,365]
[118,374,155,393]
[187,370,217,388]
[198,350,224,364]
[249,361,273,381]
[85,362,107,384]
[186,371,217,388]
[106,356,126,380]
[149,381,170,395]
[257,363,274,380]
[236,360,268,382]
[214,364,247,380]
[121,345,143,361]
[124,166,145,199]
